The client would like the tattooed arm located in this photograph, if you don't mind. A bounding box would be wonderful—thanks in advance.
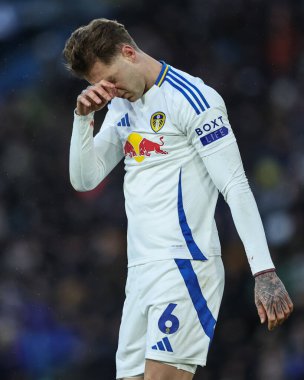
[254,270,294,330]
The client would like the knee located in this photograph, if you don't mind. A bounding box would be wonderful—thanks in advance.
[144,375,160,380]
[144,365,172,380]
[144,366,163,380]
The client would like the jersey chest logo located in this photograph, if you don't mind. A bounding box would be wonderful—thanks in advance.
[150,112,166,133]
[124,132,168,162]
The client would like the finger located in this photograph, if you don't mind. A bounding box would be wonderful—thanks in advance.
[268,317,277,330]
[281,299,292,319]
[82,89,104,104]
[109,86,118,98]
[94,84,117,99]
[97,79,116,88]
[90,86,114,102]
[266,307,277,331]
[286,295,294,312]
[281,301,290,315]
[77,94,91,107]
[280,295,294,317]
[256,302,267,324]
[274,303,286,326]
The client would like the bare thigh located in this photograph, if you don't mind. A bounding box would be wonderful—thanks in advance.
[144,359,194,380]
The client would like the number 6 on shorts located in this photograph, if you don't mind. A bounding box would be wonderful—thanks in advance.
[158,303,179,334]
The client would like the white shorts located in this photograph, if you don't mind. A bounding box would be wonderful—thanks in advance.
[116,257,225,379]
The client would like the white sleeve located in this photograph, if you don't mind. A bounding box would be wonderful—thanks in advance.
[69,110,124,191]
[179,85,275,275]
[203,142,275,275]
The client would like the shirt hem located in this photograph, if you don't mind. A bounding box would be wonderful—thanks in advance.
[127,249,221,267]
[145,352,206,367]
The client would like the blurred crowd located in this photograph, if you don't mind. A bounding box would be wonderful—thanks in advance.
[0,0,303,379]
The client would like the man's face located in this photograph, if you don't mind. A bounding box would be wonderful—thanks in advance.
[85,51,146,102]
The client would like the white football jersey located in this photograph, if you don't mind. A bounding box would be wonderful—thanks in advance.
[70,61,275,274]
[97,62,236,266]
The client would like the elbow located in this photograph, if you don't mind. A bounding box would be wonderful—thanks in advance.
[69,162,105,192]
[69,175,98,192]
[222,177,251,203]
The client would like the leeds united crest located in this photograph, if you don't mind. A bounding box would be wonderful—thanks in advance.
[150,112,166,133]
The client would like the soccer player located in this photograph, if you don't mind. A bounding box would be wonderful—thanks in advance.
[63,19,293,380]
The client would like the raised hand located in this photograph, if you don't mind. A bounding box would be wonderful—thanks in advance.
[76,80,117,116]
[254,271,293,331]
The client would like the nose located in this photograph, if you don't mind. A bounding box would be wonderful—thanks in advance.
[116,89,128,98]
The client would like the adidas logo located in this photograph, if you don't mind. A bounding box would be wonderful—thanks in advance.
[151,337,173,352]
[117,113,130,127]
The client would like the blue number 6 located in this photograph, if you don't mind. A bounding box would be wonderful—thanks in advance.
[158,303,179,334]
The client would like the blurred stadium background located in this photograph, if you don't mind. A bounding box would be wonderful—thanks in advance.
[0,0,303,379]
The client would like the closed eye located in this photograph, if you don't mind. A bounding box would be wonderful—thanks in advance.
[106,76,116,84]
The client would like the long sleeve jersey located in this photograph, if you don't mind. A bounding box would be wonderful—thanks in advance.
[69,61,275,275]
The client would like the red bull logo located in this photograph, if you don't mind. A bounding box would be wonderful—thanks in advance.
[124,132,168,162]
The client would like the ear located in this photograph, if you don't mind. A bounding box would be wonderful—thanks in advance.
[121,45,136,62]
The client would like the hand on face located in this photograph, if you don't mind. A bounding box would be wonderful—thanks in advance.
[76,80,117,116]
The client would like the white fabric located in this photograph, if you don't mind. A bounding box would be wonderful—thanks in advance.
[69,63,274,275]
[69,111,124,191]
[115,257,224,379]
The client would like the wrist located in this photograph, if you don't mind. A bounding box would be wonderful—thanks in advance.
[254,268,276,278]
[74,108,94,118]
